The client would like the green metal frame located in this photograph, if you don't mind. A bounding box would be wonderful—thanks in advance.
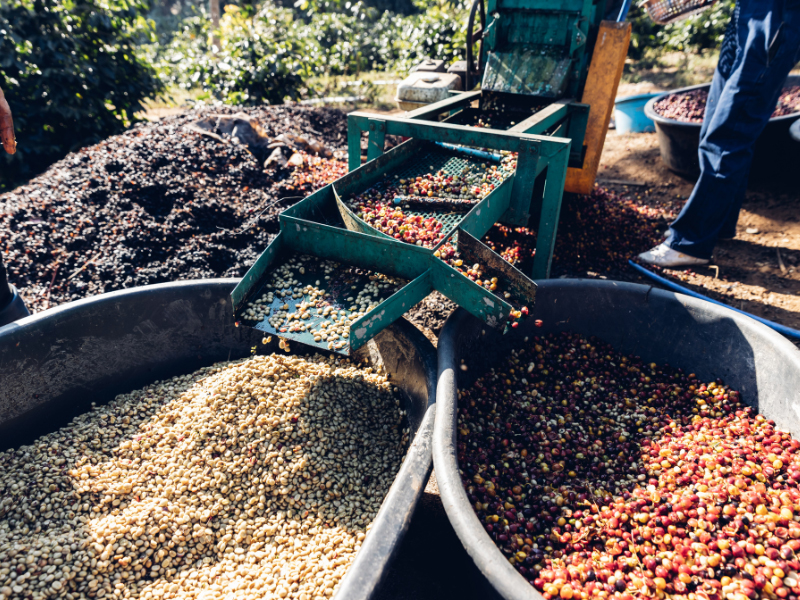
[347,94,589,172]
[231,0,616,353]
[481,0,606,100]
[232,143,541,355]
[346,101,575,279]
[341,0,610,284]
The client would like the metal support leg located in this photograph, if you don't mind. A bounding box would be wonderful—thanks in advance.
[566,104,590,167]
[503,140,539,226]
[367,119,387,163]
[531,146,570,280]
[347,114,363,172]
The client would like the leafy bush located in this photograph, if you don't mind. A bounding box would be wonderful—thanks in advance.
[152,0,468,102]
[154,4,308,104]
[0,0,164,189]
[292,0,417,17]
[629,0,734,59]
[387,2,466,74]
[656,0,734,53]
[293,5,396,76]
[295,1,466,76]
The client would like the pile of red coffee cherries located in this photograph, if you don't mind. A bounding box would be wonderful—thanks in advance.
[288,152,348,192]
[458,332,800,600]
[434,239,529,326]
[775,86,800,118]
[481,188,665,276]
[356,206,447,247]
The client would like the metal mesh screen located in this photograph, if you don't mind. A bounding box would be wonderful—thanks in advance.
[346,145,508,244]
[642,0,716,24]
[446,109,524,131]
[235,254,406,356]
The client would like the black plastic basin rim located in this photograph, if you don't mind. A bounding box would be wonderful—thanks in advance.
[0,278,438,600]
[432,278,800,600]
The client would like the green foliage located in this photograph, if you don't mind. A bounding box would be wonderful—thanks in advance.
[629,0,734,59]
[292,0,417,17]
[387,2,466,74]
[0,0,164,189]
[153,4,306,104]
[150,0,467,103]
[656,0,734,53]
[151,0,733,108]
[292,4,398,76]
[297,1,466,76]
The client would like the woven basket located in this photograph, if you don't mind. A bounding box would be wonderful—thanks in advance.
[642,0,717,25]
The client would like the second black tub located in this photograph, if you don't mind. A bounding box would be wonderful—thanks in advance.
[644,76,800,178]
[433,279,800,600]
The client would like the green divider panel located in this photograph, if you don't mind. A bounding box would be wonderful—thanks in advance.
[349,270,433,351]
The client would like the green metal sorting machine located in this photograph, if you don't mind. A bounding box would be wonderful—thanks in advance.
[232,0,630,355]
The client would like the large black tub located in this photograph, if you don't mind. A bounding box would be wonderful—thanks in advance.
[0,279,437,600]
[644,75,800,178]
[433,279,800,600]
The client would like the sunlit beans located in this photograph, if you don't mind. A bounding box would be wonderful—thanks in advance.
[457,331,800,600]
[0,353,408,599]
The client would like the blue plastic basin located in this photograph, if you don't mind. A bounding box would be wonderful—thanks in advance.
[614,92,660,133]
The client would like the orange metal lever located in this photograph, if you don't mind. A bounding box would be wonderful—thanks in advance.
[565,20,631,195]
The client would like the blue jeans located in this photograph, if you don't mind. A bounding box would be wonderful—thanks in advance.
[667,0,800,259]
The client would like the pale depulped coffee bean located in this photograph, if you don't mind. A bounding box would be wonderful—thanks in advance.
[0,354,409,600]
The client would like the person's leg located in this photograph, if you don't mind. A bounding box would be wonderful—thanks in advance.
[716,4,800,240]
[709,5,746,240]
[0,253,12,308]
[700,1,739,142]
[688,61,744,240]
[664,0,800,259]
[718,184,747,239]
[639,6,738,267]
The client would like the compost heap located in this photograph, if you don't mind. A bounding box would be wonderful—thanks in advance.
[0,106,348,313]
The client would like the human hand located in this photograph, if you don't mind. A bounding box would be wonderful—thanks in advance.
[0,86,16,155]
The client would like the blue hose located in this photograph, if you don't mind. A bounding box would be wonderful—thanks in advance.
[435,142,502,162]
[617,0,632,21]
[628,259,800,340]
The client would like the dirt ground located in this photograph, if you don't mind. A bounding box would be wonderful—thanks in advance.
[598,127,800,333]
